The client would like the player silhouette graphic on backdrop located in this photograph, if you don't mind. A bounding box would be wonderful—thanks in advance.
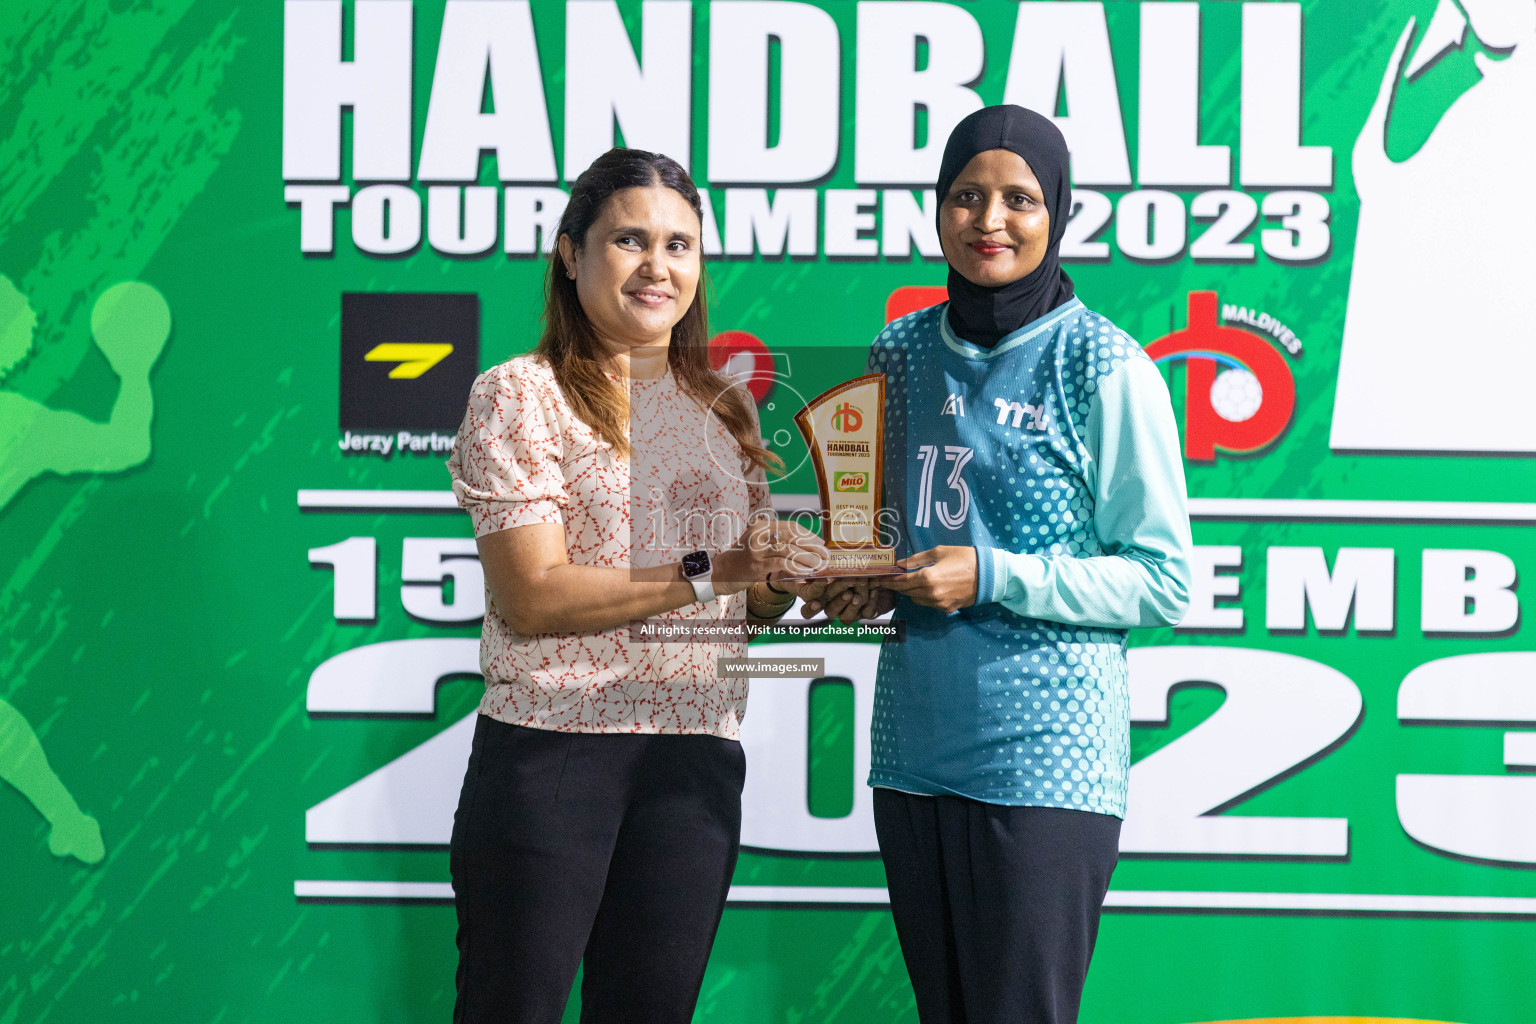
[1331,0,1536,452]
[0,274,171,864]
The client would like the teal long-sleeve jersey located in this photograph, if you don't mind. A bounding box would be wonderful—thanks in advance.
[866,298,1193,817]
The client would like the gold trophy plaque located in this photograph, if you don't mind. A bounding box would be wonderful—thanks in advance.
[791,373,900,579]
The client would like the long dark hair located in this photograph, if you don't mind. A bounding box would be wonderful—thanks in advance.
[538,148,779,471]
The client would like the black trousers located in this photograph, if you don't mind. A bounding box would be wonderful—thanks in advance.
[450,715,746,1024]
[873,788,1122,1024]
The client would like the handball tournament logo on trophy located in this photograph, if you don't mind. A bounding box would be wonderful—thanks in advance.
[793,374,899,578]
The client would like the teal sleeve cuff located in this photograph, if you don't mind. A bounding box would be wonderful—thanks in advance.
[973,546,1007,606]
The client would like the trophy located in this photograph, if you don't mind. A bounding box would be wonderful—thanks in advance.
[791,373,900,579]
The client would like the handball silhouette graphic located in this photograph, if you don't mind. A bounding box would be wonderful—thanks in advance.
[1331,0,1536,452]
[0,275,171,866]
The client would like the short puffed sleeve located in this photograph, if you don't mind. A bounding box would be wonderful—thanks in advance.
[447,360,568,537]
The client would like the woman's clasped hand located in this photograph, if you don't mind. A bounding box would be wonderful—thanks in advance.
[712,514,829,598]
[803,545,980,623]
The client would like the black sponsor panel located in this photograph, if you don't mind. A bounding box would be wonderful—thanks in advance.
[340,292,480,432]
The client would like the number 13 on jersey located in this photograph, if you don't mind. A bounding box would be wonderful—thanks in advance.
[914,444,974,530]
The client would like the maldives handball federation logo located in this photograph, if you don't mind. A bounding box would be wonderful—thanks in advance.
[1145,291,1298,462]
[831,401,864,433]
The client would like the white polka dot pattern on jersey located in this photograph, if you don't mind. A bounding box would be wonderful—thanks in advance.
[447,355,769,738]
[865,301,1145,817]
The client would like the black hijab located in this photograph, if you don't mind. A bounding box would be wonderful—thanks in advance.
[936,105,1076,348]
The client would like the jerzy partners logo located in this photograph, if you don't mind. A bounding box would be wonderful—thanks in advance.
[339,292,480,457]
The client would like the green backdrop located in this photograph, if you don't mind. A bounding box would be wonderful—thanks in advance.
[3,1,1533,1022]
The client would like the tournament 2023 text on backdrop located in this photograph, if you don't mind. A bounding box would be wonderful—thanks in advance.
[2,1,1532,1021]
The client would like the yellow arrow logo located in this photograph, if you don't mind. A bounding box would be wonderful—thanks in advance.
[364,343,453,379]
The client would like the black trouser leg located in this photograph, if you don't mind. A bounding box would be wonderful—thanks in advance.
[450,717,744,1024]
[875,788,1122,1024]
[451,717,622,1024]
[873,789,966,1023]
[579,734,745,1024]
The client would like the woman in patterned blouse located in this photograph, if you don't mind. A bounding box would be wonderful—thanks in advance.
[445,147,828,1024]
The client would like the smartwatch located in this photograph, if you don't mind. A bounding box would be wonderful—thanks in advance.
[681,550,715,603]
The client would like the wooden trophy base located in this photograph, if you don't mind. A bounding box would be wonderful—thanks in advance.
[788,547,902,581]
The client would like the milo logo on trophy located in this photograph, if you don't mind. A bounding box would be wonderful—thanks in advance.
[832,471,869,493]
[792,373,899,578]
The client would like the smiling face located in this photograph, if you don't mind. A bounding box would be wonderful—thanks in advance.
[558,184,702,359]
[939,148,1052,289]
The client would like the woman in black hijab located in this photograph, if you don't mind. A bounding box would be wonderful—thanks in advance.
[807,105,1193,1023]
[937,103,1078,346]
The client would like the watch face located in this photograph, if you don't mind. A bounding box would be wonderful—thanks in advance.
[682,550,711,579]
